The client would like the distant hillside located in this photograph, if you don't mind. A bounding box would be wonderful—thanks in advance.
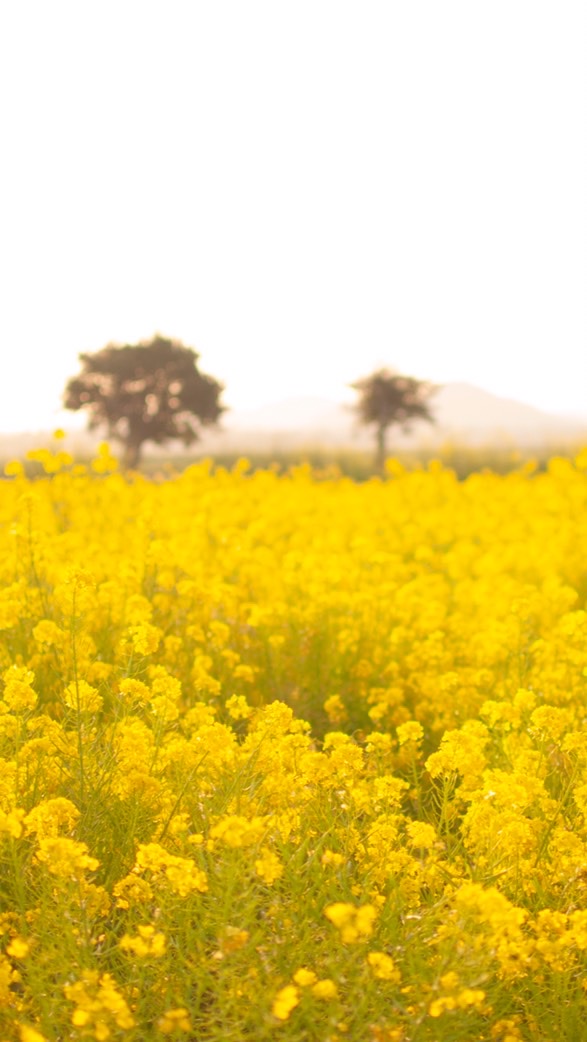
[210,383,587,450]
[430,383,584,440]
[1,384,586,459]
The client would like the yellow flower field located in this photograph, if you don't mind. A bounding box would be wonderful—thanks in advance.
[2,443,587,1040]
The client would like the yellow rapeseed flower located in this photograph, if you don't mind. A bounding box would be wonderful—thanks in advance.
[7,937,30,959]
[311,979,338,1000]
[293,967,317,987]
[157,1008,193,1033]
[366,951,401,982]
[272,984,300,1020]
[324,902,378,943]
[119,924,166,958]
[18,1027,47,1042]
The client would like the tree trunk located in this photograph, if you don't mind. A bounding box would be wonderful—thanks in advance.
[123,438,143,470]
[375,424,388,474]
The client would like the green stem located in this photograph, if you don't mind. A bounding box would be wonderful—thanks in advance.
[70,588,85,807]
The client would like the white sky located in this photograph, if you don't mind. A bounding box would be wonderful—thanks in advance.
[1,1,586,432]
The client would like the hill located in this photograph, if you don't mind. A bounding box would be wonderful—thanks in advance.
[1,384,585,458]
[210,383,587,450]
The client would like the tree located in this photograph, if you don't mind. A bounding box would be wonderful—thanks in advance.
[351,368,436,473]
[64,336,225,468]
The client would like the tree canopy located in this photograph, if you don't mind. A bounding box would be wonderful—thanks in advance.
[64,336,225,467]
[351,368,436,472]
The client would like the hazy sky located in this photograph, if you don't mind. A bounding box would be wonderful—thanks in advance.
[1,1,586,432]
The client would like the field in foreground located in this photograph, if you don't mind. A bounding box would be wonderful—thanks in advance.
[3,445,587,1040]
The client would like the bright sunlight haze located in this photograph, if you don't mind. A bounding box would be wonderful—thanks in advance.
[1,1,586,433]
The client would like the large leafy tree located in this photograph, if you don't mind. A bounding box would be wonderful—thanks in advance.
[351,368,436,472]
[64,336,225,467]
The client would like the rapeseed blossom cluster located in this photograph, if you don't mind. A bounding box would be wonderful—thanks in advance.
[3,443,587,1038]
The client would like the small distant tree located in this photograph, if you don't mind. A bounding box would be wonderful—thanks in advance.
[64,335,225,468]
[351,368,436,472]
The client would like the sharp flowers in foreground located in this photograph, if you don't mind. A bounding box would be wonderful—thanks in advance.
[2,444,587,1039]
